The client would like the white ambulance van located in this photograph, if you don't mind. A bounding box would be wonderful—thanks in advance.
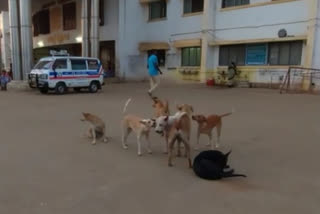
[28,51,105,94]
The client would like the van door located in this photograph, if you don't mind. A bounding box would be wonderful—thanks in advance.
[52,59,71,86]
[87,59,100,81]
[70,59,88,87]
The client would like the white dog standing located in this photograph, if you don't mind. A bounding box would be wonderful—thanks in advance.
[121,98,156,156]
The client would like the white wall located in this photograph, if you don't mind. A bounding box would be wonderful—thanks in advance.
[100,0,119,41]
[214,0,309,41]
[32,0,119,48]
[32,0,82,48]
[0,11,10,70]
[118,0,203,80]
[210,0,311,71]
[311,0,320,69]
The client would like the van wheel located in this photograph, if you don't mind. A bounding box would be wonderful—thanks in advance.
[55,83,67,94]
[89,81,99,93]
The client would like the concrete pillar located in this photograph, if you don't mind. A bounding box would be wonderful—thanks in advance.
[303,0,319,90]
[200,0,211,82]
[8,0,22,80]
[81,0,89,57]
[118,0,127,80]
[90,0,99,58]
[19,0,33,80]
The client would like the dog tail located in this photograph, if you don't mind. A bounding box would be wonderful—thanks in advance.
[220,108,235,118]
[123,98,132,114]
[164,100,170,115]
[224,173,247,178]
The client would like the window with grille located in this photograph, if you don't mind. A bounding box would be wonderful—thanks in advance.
[149,0,167,20]
[219,41,303,66]
[268,41,302,65]
[222,0,250,8]
[63,2,76,30]
[181,47,201,66]
[184,0,204,14]
[33,9,50,36]
[219,45,246,66]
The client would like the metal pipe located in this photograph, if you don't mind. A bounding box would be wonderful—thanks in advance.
[81,0,89,57]
[90,0,99,58]
[19,0,33,80]
[8,0,22,80]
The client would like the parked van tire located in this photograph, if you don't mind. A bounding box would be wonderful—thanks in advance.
[89,81,99,93]
[55,82,67,94]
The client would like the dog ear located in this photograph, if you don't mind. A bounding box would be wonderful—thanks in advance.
[177,104,182,111]
[152,96,158,103]
[164,116,169,121]
[190,106,194,112]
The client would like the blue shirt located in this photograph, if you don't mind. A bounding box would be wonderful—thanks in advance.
[0,75,10,86]
[148,54,159,76]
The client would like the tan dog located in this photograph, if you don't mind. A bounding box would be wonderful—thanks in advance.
[154,104,193,167]
[192,109,234,149]
[155,112,192,168]
[155,104,193,155]
[151,96,170,117]
[81,113,108,145]
[174,104,194,156]
[122,98,156,156]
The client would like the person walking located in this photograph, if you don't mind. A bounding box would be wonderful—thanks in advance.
[147,50,162,97]
[0,70,11,91]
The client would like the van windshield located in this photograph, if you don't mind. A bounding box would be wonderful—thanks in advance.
[34,61,52,69]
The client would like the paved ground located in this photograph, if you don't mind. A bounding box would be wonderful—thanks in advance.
[0,81,319,214]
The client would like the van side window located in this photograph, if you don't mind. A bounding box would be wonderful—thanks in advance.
[71,59,87,70]
[53,59,68,69]
[88,60,99,70]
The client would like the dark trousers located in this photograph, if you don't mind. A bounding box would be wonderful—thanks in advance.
[1,84,7,91]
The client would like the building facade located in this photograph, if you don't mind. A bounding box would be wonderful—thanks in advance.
[2,0,320,89]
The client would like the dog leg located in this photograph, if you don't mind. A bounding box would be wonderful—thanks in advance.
[168,136,176,167]
[86,128,93,139]
[164,132,169,154]
[180,137,192,168]
[184,137,190,157]
[122,127,130,149]
[145,132,152,154]
[209,133,216,150]
[91,126,96,145]
[137,134,142,156]
[102,127,109,143]
[216,124,222,148]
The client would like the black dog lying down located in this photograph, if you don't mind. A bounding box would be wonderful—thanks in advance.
[193,150,246,180]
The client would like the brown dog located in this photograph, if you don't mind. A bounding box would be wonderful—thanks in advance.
[192,109,234,149]
[81,113,108,145]
[151,96,170,117]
